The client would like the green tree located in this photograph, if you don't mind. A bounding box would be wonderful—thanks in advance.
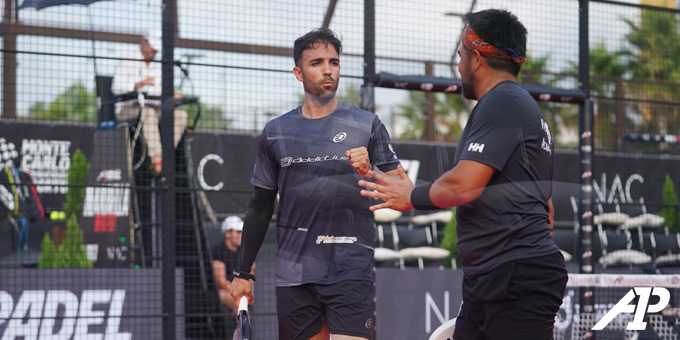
[186,101,229,130]
[394,91,466,142]
[521,54,578,148]
[567,42,629,151]
[57,214,93,268]
[622,9,680,139]
[62,149,90,221]
[38,233,58,268]
[394,53,576,144]
[439,208,460,268]
[39,148,91,269]
[29,82,97,122]
[659,174,679,233]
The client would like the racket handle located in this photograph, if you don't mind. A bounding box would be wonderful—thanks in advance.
[238,296,248,313]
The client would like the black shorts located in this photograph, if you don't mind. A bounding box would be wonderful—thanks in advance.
[454,252,568,340]
[276,280,376,340]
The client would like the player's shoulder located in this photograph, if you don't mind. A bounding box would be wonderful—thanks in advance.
[262,107,299,129]
[337,102,376,117]
[335,102,380,127]
[480,82,534,110]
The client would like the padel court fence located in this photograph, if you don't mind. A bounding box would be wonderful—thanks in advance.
[1,0,680,339]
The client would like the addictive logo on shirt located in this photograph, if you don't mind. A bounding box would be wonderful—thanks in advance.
[315,235,358,244]
[333,132,347,143]
[280,155,348,168]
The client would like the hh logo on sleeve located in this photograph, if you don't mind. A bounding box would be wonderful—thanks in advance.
[467,143,485,153]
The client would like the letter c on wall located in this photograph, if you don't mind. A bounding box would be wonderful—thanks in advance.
[198,154,224,191]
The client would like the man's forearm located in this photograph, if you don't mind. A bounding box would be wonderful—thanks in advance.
[235,186,277,275]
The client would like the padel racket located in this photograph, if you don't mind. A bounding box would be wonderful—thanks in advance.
[232,296,252,340]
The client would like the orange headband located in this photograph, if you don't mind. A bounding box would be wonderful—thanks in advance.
[462,26,526,66]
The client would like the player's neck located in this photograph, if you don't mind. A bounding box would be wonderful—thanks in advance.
[302,97,338,119]
[476,70,516,99]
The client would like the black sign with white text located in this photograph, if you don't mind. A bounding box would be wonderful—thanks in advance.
[0,268,184,340]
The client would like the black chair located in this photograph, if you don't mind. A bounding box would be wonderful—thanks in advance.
[395,224,450,269]
[374,223,402,268]
[651,231,680,267]
[96,75,202,129]
[95,75,138,128]
[619,202,647,217]
[95,75,202,171]
[95,75,150,171]
[376,223,398,250]
[597,224,651,268]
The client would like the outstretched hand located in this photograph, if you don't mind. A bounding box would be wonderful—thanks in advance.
[346,147,371,177]
[358,165,415,211]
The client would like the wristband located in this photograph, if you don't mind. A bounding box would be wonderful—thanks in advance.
[410,183,440,210]
[233,270,256,281]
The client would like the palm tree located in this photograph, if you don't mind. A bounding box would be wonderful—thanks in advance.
[622,9,680,140]
[521,54,579,148]
[393,90,466,142]
[567,42,628,151]
[394,53,576,146]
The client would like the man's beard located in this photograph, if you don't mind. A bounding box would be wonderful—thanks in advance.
[461,68,476,100]
[304,76,338,98]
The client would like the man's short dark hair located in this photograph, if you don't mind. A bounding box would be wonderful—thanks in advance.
[463,9,527,76]
[293,28,342,67]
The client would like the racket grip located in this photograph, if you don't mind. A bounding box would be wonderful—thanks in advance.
[238,296,248,313]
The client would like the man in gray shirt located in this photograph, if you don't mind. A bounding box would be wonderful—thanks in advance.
[230,28,401,340]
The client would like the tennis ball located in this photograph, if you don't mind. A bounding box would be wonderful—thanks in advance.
[58,211,66,220]
[50,211,59,221]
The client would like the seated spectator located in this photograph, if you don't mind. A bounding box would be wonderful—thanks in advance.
[212,216,254,316]
[112,29,188,175]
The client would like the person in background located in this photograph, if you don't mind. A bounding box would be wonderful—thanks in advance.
[212,216,250,315]
[112,29,188,176]
[211,215,254,337]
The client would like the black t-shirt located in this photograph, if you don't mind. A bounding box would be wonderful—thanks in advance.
[212,243,239,282]
[454,81,560,279]
[251,102,400,286]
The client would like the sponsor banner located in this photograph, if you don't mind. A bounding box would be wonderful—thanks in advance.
[2,122,680,257]
[0,121,94,211]
[187,133,259,215]
[0,268,185,340]
[79,129,132,267]
[184,134,680,223]
[549,151,680,222]
[375,268,464,340]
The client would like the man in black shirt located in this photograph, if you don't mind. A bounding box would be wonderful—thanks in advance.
[212,216,247,316]
[359,9,567,340]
